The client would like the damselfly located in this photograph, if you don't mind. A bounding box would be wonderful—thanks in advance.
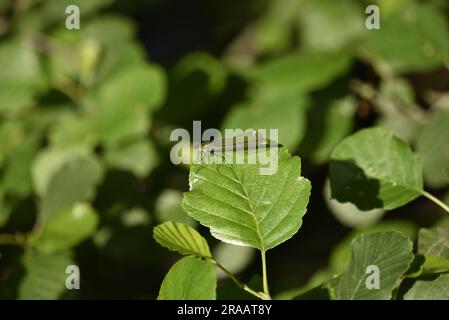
[194,130,279,174]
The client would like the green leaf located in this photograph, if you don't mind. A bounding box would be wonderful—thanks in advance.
[32,147,89,197]
[416,110,449,188]
[253,51,352,95]
[421,255,449,274]
[49,113,94,148]
[1,138,38,197]
[157,256,216,300]
[32,203,99,254]
[418,225,449,259]
[155,190,197,227]
[19,251,73,300]
[298,0,364,51]
[330,127,423,210]
[40,153,103,223]
[87,64,166,146]
[222,93,308,151]
[376,78,421,143]
[337,231,414,300]
[255,0,300,53]
[404,274,449,300]
[300,95,356,164]
[105,139,159,178]
[46,16,142,86]
[358,3,449,72]
[183,147,311,251]
[153,221,212,258]
[330,220,417,274]
[0,40,45,114]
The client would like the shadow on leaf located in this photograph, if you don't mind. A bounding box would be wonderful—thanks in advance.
[329,159,383,210]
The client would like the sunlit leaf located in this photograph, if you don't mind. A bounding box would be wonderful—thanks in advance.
[337,231,414,299]
[183,147,311,251]
[19,251,73,300]
[153,221,212,258]
[404,274,449,300]
[86,64,166,146]
[358,3,449,72]
[330,127,423,210]
[298,0,364,51]
[157,256,216,300]
[32,203,99,254]
[418,225,449,259]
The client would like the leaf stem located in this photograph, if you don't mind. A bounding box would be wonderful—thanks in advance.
[422,191,449,214]
[209,259,270,300]
[261,250,271,299]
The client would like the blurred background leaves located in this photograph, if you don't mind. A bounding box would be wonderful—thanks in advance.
[0,0,448,299]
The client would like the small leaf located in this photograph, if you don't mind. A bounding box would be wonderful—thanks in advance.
[416,110,449,188]
[418,225,449,259]
[358,3,449,72]
[153,221,212,258]
[376,78,420,143]
[404,274,449,300]
[337,231,414,300]
[253,51,352,95]
[32,203,99,254]
[105,139,159,178]
[330,127,423,210]
[0,40,45,113]
[32,147,88,196]
[1,138,38,197]
[222,93,308,151]
[422,255,449,274]
[39,153,103,223]
[298,0,364,51]
[157,256,216,300]
[49,113,93,148]
[330,220,417,274]
[19,251,73,300]
[183,147,311,251]
[87,64,166,146]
